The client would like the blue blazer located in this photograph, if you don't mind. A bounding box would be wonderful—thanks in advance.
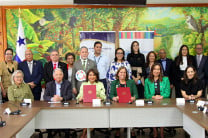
[18,60,43,91]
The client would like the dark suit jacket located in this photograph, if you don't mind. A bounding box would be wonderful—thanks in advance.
[71,59,96,94]
[157,58,173,84]
[205,59,208,85]
[195,55,207,81]
[18,60,43,93]
[44,61,68,84]
[43,80,72,101]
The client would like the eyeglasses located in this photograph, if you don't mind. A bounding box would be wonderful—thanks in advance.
[116,52,123,55]
[5,53,13,56]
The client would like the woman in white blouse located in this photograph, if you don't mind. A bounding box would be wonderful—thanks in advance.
[172,45,196,98]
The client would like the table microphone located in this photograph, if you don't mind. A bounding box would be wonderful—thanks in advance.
[62,96,70,105]
[145,99,154,104]
[8,103,21,115]
[0,116,6,127]
[103,95,112,105]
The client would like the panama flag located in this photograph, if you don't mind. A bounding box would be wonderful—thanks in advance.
[15,18,26,63]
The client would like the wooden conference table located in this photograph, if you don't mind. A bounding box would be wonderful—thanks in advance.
[0,99,207,138]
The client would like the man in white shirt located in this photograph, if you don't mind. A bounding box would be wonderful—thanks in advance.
[89,41,110,92]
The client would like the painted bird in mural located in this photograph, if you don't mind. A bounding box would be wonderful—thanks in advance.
[186,15,199,32]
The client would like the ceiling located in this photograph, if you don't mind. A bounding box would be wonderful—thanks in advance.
[0,0,207,6]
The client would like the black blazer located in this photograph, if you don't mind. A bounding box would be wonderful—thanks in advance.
[172,55,196,86]
[44,61,68,84]
[43,80,72,101]
[157,58,173,84]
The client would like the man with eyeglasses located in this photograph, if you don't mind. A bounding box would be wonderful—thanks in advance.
[71,46,96,96]
[44,50,68,84]
[195,44,207,97]
[18,49,43,100]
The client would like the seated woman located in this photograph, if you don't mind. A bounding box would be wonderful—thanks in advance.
[8,70,34,102]
[110,66,138,137]
[181,66,203,100]
[77,69,106,138]
[144,63,170,138]
[110,66,138,102]
[77,68,106,102]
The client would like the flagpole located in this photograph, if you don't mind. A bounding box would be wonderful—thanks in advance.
[18,8,21,18]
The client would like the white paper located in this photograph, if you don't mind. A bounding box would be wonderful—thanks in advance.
[176,98,185,105]
[136,100,144,106]
[24,99,32,104]
[93,99,101,106]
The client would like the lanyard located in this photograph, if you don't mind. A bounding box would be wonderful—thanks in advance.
[94,56,101,65]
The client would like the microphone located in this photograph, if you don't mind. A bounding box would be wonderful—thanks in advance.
[62,96,70,105]
[0,116,6,127]
[145,99,154,104]
[8,102,21,115]
[103,94,112,105]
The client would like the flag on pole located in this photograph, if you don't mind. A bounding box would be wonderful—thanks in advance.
[15,18,26,63]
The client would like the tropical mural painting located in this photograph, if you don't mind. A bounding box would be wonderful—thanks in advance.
[6,7,208,64]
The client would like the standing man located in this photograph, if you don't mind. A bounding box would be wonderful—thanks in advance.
[71,46,96,96]
[88,41,110,91]
[44,50,68,84]
[157,49,173,88]
[195,44,207,97]
[18,49,43,100]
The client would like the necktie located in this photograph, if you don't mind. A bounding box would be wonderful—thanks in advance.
[53,63,57,70]
[197,55,200,67]
[82,60,86,70]
[28,62,32,74]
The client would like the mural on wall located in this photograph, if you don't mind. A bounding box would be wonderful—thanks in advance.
[6,7,208,63]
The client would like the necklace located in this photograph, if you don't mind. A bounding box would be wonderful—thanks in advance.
[5,61,14,74]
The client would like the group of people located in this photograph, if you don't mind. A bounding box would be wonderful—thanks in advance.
[0,41,207,138]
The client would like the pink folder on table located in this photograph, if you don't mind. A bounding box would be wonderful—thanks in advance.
[116,87,131,103]
[83,85,96,103]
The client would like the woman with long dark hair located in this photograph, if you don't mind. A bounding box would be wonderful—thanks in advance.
[145,51,157,78]
[127,41,145,99]
[181,66,203,99]
[173,45,196,98]
[144,63,170,138]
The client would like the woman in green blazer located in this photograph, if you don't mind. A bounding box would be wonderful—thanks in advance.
[110,66,138,101]
[144,63,170,99]
[144,63,170,138]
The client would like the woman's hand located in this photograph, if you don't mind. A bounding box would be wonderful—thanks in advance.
[113,96,119,102]
[131,97,136,101]
[79,97,83,102]
[152,95,163,100]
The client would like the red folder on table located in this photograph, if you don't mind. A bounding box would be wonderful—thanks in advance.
[83,85,96,103]
[116,87,131,103]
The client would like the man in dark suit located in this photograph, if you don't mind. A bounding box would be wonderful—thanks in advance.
[72,46,97,96]
[195,44,207,97]
[44,68,72,101]
[157,49,173,88]
[18,49,43,100]
[44,50,68,84]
